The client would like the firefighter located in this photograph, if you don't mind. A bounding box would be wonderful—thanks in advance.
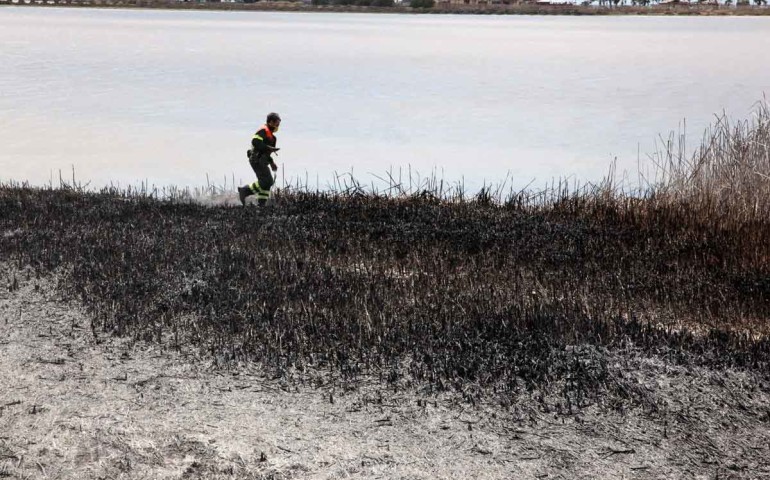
[238,112,281,207]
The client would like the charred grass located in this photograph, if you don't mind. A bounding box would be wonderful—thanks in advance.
[2,106,770,412]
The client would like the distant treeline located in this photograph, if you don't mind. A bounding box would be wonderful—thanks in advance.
[10,0,770,14]
[310,0,433,6]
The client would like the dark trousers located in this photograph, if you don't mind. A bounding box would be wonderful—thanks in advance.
[248,154,274,202]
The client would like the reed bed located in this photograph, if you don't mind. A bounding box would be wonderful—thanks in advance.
[2,105,769,410]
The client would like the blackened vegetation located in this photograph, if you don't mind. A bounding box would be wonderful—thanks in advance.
[0,183,767,408]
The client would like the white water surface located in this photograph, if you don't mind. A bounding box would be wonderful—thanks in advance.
[1,8,769,191]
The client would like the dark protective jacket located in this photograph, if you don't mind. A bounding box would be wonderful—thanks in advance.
[249,124,277,165]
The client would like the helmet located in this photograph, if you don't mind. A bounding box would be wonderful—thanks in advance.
[266,112,281,123]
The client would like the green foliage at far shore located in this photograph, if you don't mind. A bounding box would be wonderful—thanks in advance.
[312,0,395,7]
[410,0,435,8]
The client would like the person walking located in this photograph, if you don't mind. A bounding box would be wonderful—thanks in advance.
[238,113,281,207]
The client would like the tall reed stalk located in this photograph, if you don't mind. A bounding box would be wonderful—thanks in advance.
[652,99,770,223]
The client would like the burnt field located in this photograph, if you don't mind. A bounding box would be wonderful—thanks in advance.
[2,109,770,413]
[1,184,768,410]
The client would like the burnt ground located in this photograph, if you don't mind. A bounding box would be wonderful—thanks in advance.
[1,264,769,480]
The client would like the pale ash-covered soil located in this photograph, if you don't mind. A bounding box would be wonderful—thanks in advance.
[1,265,769,479]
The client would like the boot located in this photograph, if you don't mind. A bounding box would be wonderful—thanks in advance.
[237,186,249,206]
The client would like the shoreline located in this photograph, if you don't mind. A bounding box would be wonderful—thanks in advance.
[4,0,770,16]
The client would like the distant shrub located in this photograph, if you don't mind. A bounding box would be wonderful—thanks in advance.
[411,0,435,7]
[313,0,394,6]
